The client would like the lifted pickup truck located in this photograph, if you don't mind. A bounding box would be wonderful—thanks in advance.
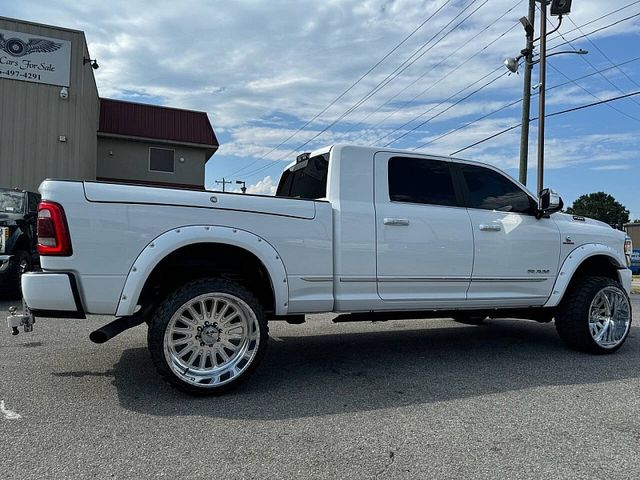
[12,145,633,394]
[0,187,40,297]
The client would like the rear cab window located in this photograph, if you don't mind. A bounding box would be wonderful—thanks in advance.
[276,153,329,200]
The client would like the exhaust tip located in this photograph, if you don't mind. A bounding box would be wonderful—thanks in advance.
[89,330,109,344]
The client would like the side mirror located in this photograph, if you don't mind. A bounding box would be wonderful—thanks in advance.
[537,188,563,218]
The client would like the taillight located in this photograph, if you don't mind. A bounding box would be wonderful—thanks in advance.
[37,201,72,256]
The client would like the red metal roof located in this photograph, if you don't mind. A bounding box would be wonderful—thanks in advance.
[98,98,218,149]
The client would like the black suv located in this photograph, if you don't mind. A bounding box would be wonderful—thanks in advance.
[0,188,40,298]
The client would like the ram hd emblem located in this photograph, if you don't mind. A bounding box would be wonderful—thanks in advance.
[0,33,62,57]
[528,269,550,274]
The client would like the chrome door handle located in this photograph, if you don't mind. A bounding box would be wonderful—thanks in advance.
[479,224,501,232]
[384,218,410,226]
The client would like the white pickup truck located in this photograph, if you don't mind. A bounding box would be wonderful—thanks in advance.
[11,144,634,394]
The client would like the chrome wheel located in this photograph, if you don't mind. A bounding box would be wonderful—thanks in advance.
[163,293,261,388]
[588,286,631,350]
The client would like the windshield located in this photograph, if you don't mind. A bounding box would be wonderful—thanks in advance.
[0,191,25,214]
[276,154,329,199]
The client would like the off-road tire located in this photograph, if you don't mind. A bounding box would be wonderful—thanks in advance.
[555,276,631,354]
[147,278,269,395]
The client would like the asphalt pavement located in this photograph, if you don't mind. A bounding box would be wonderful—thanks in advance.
[1,296,639,479]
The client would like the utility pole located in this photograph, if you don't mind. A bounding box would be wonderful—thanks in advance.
[536,0,548,196]
[518,0,536,186]
[215,177,232,192]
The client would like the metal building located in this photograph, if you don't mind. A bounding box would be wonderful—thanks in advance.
[0,16,218,192]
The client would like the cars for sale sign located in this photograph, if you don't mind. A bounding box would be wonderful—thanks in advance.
[0,28,71,87]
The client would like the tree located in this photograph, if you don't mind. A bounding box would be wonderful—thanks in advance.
[566,192,630,226]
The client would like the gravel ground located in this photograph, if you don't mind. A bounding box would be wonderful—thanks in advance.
[1,296,639,479]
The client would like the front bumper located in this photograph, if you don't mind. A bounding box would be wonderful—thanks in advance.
[21,271,85,319]
[0,255,13,273]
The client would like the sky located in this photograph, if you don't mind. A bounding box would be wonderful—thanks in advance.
[5,0,640,218]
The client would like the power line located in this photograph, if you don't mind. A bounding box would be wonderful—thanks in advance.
[344,0,525,138]
[449,90,640,155]
[383,69,509,147]
[566,15,640,96]
[548,9,640,53]
[540,4,640,116]
[415,55,640,149]
[226,0,456,178]
[350,12,522,142]
[279,0,489,155]
[238,0,489,179]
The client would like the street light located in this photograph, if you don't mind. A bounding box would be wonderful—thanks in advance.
[504,49,587,75]
[235,180,247,194]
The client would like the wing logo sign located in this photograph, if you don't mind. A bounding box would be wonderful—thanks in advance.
[0,34,62,57]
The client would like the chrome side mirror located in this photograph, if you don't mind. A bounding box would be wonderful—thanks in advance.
[537,188,563,218]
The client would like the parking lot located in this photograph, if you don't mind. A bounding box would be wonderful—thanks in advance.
[1,296,639,480]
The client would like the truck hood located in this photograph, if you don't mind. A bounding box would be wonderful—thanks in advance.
[553,212,627,246]
[82,181,317,220]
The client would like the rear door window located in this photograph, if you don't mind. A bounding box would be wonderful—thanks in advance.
[388,157,459,207]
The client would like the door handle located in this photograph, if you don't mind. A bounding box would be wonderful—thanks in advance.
[384,218,410,226]
[479,224,501,232]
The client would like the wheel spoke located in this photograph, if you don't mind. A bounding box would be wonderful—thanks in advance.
[163,291,262,389]
[588,286,631,349]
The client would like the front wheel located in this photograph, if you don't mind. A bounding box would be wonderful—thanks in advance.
[148,278,268,395]
[555,276,632,354]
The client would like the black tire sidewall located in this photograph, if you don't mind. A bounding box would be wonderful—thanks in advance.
[147,278,268,395]
[556,276,632,354]
[9,250,30,298]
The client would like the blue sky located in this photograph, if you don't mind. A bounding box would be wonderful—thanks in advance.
[5,0,640,217]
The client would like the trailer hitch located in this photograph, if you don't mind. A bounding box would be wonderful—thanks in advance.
[7,299,35,335]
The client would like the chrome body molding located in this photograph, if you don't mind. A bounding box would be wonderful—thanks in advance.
[300,276,333,282]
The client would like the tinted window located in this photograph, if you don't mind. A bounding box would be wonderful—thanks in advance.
[28,193,40,213]
[388,157,458,207]
[276,154,329,199]
[149,148,175,173]
[460,164,534,214]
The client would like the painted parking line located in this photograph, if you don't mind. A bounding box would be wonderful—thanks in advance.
[1,400,22,420]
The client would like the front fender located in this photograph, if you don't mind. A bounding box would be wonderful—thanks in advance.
[115,225,289,316]
[544,243,626,308]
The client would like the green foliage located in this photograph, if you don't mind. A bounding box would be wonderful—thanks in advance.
[566,192,630,226]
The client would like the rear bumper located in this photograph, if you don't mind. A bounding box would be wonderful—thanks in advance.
[21,271,85,319]
[618,268,632,296]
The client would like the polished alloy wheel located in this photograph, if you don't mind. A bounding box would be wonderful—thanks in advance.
[163,293,260,387]
[588,286,631,349]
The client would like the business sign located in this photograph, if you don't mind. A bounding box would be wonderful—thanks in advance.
[0,28,71,87]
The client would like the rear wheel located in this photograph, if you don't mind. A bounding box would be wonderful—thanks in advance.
[556,276,631,354]
[148,278,268,395]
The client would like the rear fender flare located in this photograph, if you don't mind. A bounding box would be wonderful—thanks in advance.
[115,225,289,316]
[544,243,626,308]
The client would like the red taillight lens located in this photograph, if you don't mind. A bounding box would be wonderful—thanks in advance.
[37,201,72,256]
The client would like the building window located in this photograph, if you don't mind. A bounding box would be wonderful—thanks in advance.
[149,147,175,173]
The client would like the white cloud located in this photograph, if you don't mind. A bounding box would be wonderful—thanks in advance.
[246,176,277,196]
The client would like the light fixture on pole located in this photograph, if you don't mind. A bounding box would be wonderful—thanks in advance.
[235,180,247,194]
